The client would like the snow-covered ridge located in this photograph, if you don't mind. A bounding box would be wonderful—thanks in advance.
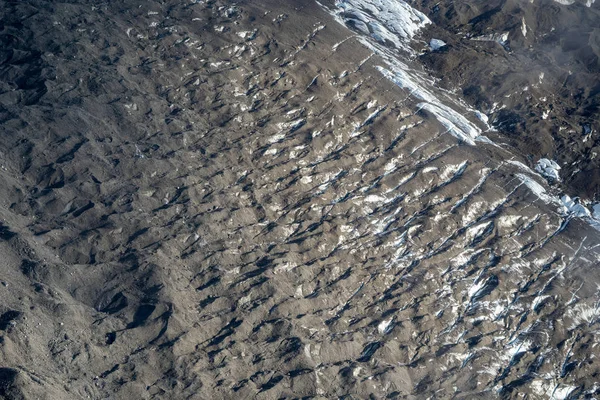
[375,65,482,144]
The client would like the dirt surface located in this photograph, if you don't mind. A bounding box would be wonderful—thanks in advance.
[1,0,600,399]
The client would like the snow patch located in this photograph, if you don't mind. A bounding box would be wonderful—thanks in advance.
[566,302,600,329]
[472,32,509,47]
[378,318,394,334]
[531,380,578,400]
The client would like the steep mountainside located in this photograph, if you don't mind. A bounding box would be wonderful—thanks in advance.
[411,0,600,198]
[0,0,600,399]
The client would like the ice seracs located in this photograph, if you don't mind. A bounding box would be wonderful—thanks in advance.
[324,0,430,51]
[535,158,561,182]
[559,195,591,218]
[429,38,446,51]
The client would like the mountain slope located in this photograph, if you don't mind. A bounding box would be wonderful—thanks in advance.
[0,0,599,398]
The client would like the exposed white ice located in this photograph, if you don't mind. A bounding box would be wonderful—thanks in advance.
[328,0,431,51]
[237,29,258,41]
[535,158,561,181]
[466,221,492,244]
[429,38,446,51]
[566,302,600,329]
[559,195,591,218]
[532,294,551,311]
[417,102,480,145]
[593,204,600,220]
[550,385,578,400]
[551,0,595,6]
[514,171,600,229]
[277,118,306,133]
[505,339,531,359]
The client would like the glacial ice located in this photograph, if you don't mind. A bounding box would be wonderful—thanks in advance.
[535,158,561,182]
[329,0,430,51]
[429,38,446,51]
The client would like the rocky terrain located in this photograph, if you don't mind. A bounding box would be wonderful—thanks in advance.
[411,0,600,198]
[0,0,600,399]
